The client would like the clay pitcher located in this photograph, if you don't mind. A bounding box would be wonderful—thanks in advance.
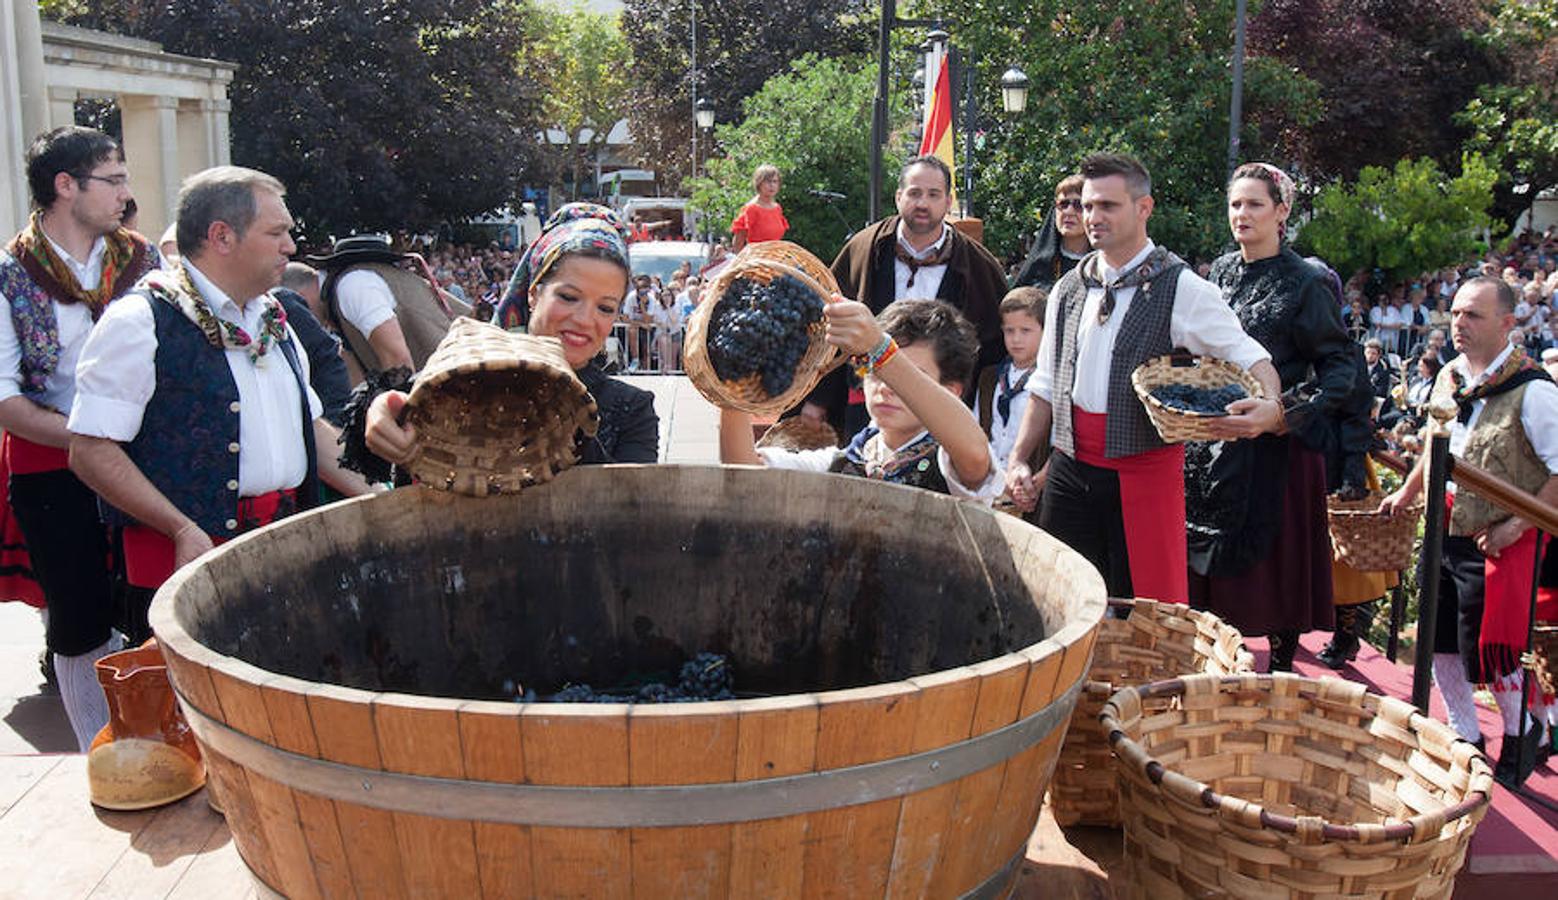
[87,640,206,810]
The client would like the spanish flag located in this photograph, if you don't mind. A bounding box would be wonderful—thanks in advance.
[918,53,956,205]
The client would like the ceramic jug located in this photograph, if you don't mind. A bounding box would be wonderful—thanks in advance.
[87,639,206,810]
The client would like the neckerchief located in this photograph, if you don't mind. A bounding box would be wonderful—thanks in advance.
[893,232,954,289]
[139,264,289,364]
[996,361,1032,425]
[842,425,939,482]
[1079,246,1179,324]
[7,212,140,314]
[1449,344,1549,424]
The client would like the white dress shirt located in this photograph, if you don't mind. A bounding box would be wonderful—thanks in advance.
[1445,343,1558,497]
[331,268,397,335]
[0,232,107,413]
[1028,241,1270,411]
[758,427,1003,503]
[977,364,1033,464]
[893,222,951,300]
[69,261,324,496]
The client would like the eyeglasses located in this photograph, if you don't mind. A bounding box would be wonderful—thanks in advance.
[1055,198,1083,211]
[79,174,130,189]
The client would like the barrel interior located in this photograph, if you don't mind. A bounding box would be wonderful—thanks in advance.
[172,467,1058,700]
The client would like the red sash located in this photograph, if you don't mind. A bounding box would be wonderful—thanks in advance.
[123,489,297,589]
[1446,493,1539,681]
[1072,410,1188,603]
[0,433,64,608]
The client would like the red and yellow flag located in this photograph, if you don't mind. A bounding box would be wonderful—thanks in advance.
[918,54,957,205]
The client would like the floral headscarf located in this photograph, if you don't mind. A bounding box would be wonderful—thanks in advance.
[494,203,631,330]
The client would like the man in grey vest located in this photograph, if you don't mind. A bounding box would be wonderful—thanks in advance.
[1004,153,1281,602]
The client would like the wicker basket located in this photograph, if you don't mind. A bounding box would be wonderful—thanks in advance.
[684,241,842,417]
[1328,491,1423,572]
[1131,355,1265,443]
[1101,673,1493,900]
[1533,623,1558,700]
[402,317,599,496]
[754,416,840,451]
[1049,598,1254,827]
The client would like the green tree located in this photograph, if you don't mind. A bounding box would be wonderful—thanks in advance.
[621,0,871,195]
[531,4,633,200]
[1456,0,1558,227]
[687,55,904,259]
[907,0,1321,262]
[41,0,546,239]
[1298,155,1500,283]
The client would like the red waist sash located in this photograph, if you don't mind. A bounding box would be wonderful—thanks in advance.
[1072,410,1188,603]
[2,431,69,474]
[123,488,297,589]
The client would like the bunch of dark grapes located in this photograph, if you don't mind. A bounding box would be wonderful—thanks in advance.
[706,274,823,397]
[539,652,737,704]
[1149,383,1248,415]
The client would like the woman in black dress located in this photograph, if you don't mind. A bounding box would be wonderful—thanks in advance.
[363,203,658,466]
[1185,164,1361,671]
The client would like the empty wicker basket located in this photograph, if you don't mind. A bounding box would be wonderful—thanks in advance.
[684,240,841,417]
[1131,355,1264,443]
[1049,598,1254,827]
[402,317,599,496]
[1101,673,1493,900]
[1328,491,1423,572]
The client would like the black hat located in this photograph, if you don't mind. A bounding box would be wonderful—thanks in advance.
[305,234,403,269]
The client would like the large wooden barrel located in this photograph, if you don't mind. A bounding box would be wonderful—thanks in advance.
[151,466,1105,899]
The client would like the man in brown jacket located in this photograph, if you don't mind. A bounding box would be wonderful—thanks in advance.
[802,155,1007,436]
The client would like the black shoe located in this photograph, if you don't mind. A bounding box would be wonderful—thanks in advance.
[1316,632,1360,670]
[1471,736,1486,755]
[38,650,56,693]
[1494,727,1543,789]
[1539,725,1554,767]
[1267,630,1299,673]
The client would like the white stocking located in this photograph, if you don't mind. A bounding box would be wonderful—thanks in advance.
[1432,653,1484,743]
[1490,678,1538,738]
[55,634,123,752]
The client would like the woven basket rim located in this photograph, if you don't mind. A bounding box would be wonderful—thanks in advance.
[1099,672,1493,843]
[1131,354,1266,420]
[1327,492,1425,519]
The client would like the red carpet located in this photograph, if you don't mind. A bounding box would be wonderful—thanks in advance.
[1241,631,1558,878]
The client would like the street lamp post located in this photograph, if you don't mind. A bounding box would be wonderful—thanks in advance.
[1000,67,1030,115]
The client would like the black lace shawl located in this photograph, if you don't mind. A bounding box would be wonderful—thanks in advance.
[1185,248,1361,577]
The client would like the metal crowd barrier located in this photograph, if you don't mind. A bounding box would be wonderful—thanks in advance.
[607,322,686,374]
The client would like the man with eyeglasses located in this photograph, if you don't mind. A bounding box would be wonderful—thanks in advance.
[804,155,1008,436]
[0,126,160,750]
[1012,174,1090,290]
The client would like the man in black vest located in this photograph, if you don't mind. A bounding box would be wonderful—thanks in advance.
[1004,153,1281,602]
[68,166,372,593]
[0,127,159,750]
[803,155,1008,436]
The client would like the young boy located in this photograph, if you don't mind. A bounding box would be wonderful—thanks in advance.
[976,287,1046,474]
[720,298,1001,501]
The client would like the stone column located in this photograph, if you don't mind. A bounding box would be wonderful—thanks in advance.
[176,98,210,177]
[46,85,76,129]
[120,94,179,242]
[207,97,231,166]
[12,0,48,140]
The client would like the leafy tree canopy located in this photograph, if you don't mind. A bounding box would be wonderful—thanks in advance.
[907,0,1320,262]
[530,3,634,200]
[41,0,546,239]
[1297,154,1500,284]
[621,0,871,195]
[687,54,905,259]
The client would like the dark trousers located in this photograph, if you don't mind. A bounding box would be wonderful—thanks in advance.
[1039,451,1133,598]
[8,469,113,656]
[1429,534,1489,679]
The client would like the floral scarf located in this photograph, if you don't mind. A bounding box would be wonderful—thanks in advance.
[2,214,157,393]
[494,202,631,330]
[1448,343,1548,424]
[139,264,289,364]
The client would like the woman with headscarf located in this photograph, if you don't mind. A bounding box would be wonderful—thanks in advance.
[363,203,659,466]
[1185,163,1361,672]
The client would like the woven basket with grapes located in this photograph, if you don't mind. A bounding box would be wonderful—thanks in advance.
[1130,354,1265,443]
[685,241,843,416]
